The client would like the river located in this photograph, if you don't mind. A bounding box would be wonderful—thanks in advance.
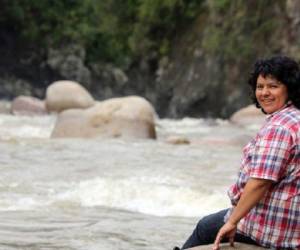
[0,114,260,250]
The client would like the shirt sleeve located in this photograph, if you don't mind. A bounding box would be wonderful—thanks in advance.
[249,124,293,181]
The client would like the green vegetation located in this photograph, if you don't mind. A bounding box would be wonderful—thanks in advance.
[0,0,204,67]
[202,0,285,62]
[0,0,288,68]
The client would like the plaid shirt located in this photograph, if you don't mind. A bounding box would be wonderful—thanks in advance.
[227,104,300,249]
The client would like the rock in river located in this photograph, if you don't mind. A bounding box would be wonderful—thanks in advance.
[46,80,95,112]
[51,96,156,139]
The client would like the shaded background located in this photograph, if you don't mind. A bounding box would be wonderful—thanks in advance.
[0,0,299,118]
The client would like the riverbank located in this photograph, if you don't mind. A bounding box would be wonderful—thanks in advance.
[1,1,300,119]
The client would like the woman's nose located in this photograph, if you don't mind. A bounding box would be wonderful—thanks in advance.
[261,87,270,96]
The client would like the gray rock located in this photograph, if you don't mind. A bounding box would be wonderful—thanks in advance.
[187,242,265,250]
[285,0,300,57]
[91,63,129,89]
[47,45,91,85]
[112,68,128,86]
[46,80,95,112]
[51,96,156,139]
[11,95,47,116]
[0,76,33,97]
[166,135,190,145]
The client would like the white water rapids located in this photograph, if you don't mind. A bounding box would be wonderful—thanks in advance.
[0,114,259,250]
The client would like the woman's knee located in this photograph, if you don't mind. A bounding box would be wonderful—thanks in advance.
[194,209,228,243]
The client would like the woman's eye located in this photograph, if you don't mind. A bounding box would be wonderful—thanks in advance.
[256,85,263,89]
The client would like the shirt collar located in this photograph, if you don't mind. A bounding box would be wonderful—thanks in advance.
[266,101,293,121]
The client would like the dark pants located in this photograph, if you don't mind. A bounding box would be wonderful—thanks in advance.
[181,209,258,249]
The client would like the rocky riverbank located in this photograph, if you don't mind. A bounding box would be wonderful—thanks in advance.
[1,1,299,118]
[2,79,265,144]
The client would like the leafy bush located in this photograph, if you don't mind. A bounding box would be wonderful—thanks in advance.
[202,0,284,61]
[0,0,204,67]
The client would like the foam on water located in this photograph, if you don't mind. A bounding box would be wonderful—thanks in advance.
[0,114,247,218]
[0,114,56,139]
[55,177,230,217]
[0,111,266,249]
[0,176,229,217]
[156,117,217,135]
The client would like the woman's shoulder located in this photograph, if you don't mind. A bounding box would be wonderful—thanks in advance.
[270,105,300,126]
[262,106,300,140]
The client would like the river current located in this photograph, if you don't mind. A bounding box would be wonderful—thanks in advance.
[0,114,260,250]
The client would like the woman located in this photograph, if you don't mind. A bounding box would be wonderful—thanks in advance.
[179,56,300,250]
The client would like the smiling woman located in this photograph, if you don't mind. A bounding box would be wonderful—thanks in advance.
[177,56,300,250]
[248,56,300,113]
[255,75,288,114]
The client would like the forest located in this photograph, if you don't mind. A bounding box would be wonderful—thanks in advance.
[1,0,204,66]
[0,0,298,118]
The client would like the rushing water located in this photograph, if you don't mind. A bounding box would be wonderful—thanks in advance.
[0,114,259,250]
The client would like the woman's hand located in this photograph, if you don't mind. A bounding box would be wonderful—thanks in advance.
[212,221,237,250]
[212,178,272,250]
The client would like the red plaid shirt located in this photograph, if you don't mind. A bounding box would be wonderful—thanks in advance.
[227,104,300,249]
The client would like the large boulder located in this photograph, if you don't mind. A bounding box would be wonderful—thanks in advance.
[46,80,95,112]
[230,105,266,128]
[51,96,156,139]
[187,242,265,249]
[11,95,47,116]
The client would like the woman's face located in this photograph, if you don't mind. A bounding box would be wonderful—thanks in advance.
[255,74,289,114]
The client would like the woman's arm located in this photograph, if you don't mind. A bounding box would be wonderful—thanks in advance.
[212,177,273,250]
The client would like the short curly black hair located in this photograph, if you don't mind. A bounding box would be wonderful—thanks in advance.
[248,55,300,110]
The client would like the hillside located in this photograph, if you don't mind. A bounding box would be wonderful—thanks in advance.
[0,0,299,118]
